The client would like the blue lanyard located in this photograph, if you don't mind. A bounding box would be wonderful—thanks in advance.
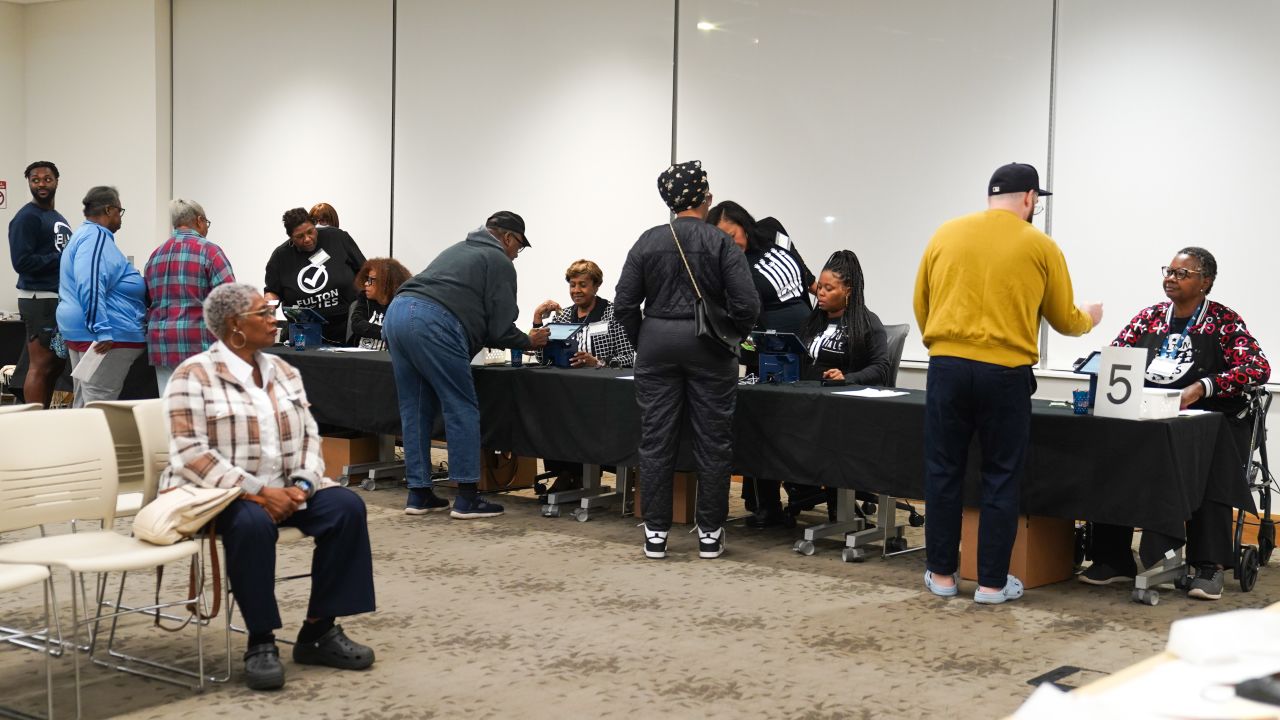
[1159,302,1205,359]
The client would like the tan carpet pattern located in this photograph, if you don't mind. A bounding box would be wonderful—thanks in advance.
[2,482,1277,719]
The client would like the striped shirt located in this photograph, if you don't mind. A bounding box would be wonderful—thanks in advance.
[160,342,333,495]
[144,229,236,367]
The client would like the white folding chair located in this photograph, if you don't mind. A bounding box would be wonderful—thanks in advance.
[0,402,41,415]
[0,409,207,718]
[86,400,149,519]
[0,563,55,719]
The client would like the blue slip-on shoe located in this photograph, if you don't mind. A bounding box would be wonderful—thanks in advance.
[450,494,505,519]
[924,570,959,597]
[974,575,1025,605]
[405,487,450,515]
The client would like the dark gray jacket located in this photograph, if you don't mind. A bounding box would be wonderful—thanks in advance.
[397,227,530,356]
[614,216,760,347]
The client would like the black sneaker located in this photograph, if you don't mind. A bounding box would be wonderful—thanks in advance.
[1078,562,1136,586]
[697,526,725,559]
[450,494,504,519]
[1187,564,1224,600]
[644,525,668,559]
[243,643,285,691]
[745,504,786,529]
[405,487,450,515]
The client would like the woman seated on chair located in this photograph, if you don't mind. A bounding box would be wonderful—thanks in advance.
[529,260,637,494]
[161,282,376,690]
[1081,247,1269,601]
[746,250,891,528]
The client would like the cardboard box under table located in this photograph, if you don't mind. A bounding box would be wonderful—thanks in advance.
[960,509,1075,588]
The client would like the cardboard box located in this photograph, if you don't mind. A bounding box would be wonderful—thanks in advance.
[960,509,1075,588]
[634,472,697,524]
[478,450,537,492]
[320,434,381,479]
[1233,510,1276,548]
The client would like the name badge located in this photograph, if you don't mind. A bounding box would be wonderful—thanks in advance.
[587,321,609,336]
[1146,356,1179,377]
[309,248,331,266]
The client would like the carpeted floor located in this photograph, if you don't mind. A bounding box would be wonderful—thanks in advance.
[2,477,1276,719]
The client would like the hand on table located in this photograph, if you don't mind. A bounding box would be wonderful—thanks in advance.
[571,351,601,369]
[1180,382,1206,410]
[823,368,845,382]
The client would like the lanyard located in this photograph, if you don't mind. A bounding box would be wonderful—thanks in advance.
[1159,302,1206,359]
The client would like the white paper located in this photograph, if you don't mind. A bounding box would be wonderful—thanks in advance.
[833,388,908,398]
[324,347,381,353]
[616,375,635,380]
[70,342,108,381]
[1179,409,1210,416]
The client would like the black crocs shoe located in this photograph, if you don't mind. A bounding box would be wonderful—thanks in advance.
[292,625,375,670]
[243,642,285,690]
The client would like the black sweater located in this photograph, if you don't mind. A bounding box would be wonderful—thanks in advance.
[800,309,891,385]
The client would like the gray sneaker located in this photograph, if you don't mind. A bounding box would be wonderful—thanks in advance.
[1187,565,1224,600]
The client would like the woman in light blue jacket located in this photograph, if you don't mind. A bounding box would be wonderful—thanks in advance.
[56,186,146,407]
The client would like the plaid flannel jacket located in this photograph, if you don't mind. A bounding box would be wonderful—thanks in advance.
[160,343,332,495]
[144,230,236,367]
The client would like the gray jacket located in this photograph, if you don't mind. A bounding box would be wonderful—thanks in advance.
[397,227,530,356]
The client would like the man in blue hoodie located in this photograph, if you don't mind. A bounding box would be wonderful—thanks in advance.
[56,186,146,407]
[7,160,73,406]
[384,211,550,519]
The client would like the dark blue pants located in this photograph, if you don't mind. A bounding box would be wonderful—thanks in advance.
[924,356,1034,588]
[216,487,376,635]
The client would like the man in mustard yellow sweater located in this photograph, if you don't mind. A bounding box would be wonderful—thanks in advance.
[913,162,1103,604]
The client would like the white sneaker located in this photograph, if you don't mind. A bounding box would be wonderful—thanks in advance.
[697,526,725,559]
[644,525,668,559]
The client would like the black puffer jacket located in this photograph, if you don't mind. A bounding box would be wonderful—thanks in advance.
[614,216,759,348]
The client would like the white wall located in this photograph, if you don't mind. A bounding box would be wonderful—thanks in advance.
[171,0,393,291]
[22,0,170,273]
[1049,0,1280,370]
[0,1,26,311]
[676,0,1054,362]
[392,0,675,321]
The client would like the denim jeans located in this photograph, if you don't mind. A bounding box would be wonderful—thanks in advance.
[383,295,480,487]
[923,356,1034,588]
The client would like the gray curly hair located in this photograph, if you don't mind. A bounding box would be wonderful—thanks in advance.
[204,283,260,339]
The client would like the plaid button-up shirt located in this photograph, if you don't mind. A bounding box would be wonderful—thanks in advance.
[160,342,332,496]
[144,229,235,367]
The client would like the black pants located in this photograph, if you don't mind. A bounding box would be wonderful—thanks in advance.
[217,487,376,635]
[924,357,1034,589]
[1090,416,1248,570]
[635,318,738,532]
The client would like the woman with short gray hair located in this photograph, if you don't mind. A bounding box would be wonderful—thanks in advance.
[163,281,377,691]
[56,186,146,407]
[144,197,235,389]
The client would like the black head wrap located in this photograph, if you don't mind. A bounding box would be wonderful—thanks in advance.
[657,160,709,212]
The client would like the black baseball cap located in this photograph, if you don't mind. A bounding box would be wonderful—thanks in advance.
[486,210,530,247]
[988,163,1052,197]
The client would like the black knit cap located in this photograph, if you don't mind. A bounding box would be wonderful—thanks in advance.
[486,210,530,247]
[988,162,1052,197]
[657,160,710,212]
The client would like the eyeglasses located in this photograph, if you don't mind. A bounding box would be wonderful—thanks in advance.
[237,307,275,319]
[1032,201,1045,216]
[507,232,526,255]
[1161,266,1205,281]
[362,276,379,286]
[200,216,212,227]
[108,206,127,216]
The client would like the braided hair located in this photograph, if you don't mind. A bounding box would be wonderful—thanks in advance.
[1177,246,1217,294]
[803,250,870,367]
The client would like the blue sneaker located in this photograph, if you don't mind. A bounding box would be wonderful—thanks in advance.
[450,494,504,519]
[405,487,450,515]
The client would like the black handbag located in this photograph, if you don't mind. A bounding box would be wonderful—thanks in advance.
[669,224,740,357]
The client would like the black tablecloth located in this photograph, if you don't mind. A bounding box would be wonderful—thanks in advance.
[1,319,25,367]
[269,348,1251,539]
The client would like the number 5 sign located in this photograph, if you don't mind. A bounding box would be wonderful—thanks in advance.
[1094,346,1147,420]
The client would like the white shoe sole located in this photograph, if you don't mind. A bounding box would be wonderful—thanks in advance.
[644,547,666,559]
[450,510,504,519]
[404,506,449,516]
[1187,588,1222,600]
[699,548,724,559]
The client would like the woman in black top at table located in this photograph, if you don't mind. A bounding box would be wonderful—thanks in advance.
[1081,247,1269,601]
[745,250,891,528]
[348,258,411,350]
[264,208,367,345]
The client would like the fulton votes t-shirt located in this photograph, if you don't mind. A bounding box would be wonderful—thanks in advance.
[263,226,367,320]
